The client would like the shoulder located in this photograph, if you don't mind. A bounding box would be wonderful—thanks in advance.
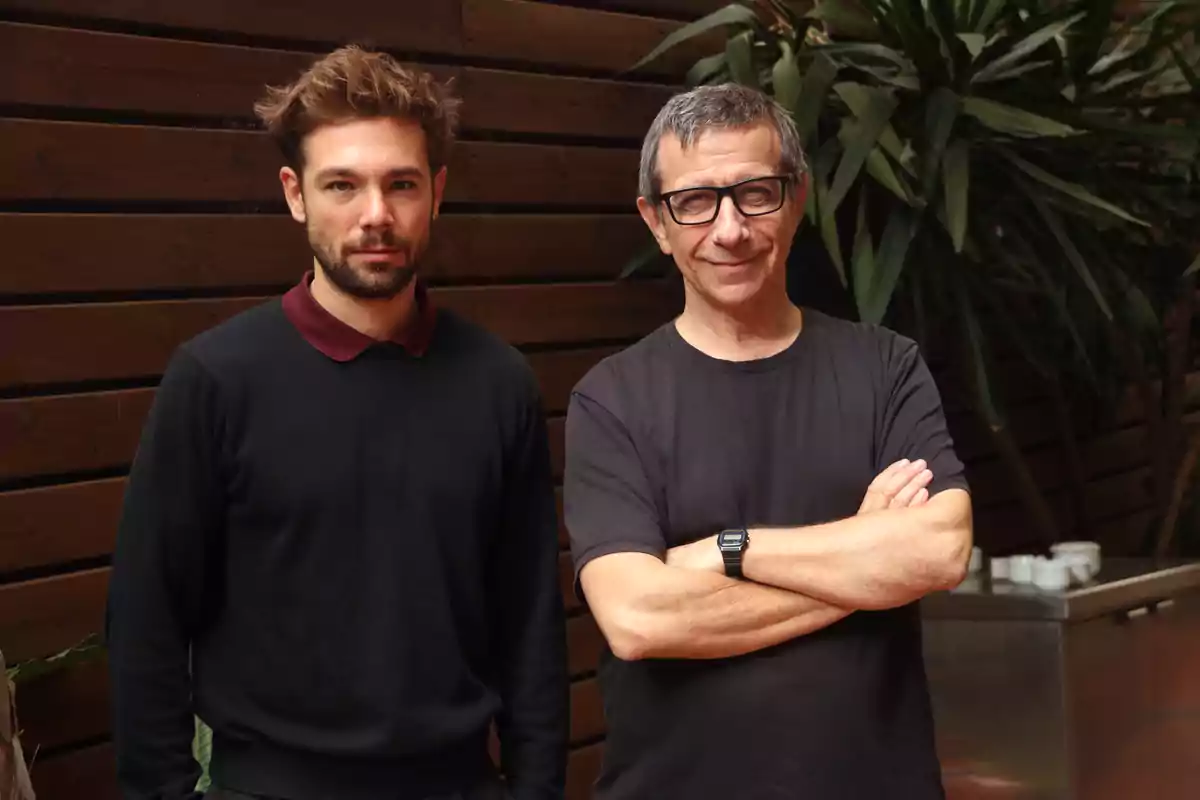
[174,297,290,381]
[805,308,916,356]
[435,310,540,396]
[572,322,675,412]
[804,308,925,380]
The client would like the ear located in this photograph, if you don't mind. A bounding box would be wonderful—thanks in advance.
[280,166,306,224]
[636,196,673,256]
[431,165,447,220]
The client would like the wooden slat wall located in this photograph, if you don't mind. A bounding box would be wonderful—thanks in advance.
[0,2,1176,798]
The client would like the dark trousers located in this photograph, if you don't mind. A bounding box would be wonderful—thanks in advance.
[205,775,512,800]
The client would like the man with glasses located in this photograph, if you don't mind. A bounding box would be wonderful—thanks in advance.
[563,83,973,798]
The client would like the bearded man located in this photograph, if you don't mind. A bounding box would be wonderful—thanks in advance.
[106,45,568,800]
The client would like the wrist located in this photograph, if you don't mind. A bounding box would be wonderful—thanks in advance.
[717,528,750,579]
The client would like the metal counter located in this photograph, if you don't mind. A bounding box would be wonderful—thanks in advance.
[920,558,1200,799]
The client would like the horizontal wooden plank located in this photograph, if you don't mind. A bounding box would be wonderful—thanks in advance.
[963,411,1200,511]
[0,282,676,388]
[0,119,640,206]
[559,0,728,17]
[535,348,615,415]
[23,742,119,800]
[457,68,670,140]
[567,742,604,800]
[465,0,714,76]
[0,568,109,664]
[0,390,153,482]
[0,421,583,582]
[0,213,651,296]
[567,613,604,677]
[0,0,461,54]
[0,346,606,483]
[0,478,123,575]
[570,678,603,744]
[0,22,671,141]
[14,656,110,754]
[950,370,1200,468]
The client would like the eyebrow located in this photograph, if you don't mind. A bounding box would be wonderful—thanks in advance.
[314,166,425,183]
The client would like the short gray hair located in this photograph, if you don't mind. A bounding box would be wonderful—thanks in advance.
[638,82,807,202]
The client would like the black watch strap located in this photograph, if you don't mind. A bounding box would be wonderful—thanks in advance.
[721,548,744,579]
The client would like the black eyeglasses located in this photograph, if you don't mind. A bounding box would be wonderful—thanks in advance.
[658,175,791,226]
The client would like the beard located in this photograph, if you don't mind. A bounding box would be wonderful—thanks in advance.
[309,224,428,300]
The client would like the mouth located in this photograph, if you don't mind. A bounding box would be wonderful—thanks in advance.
[348,248,404,263]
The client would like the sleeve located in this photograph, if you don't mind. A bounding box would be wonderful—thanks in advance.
[490,371,569,800]
[105,347,224,800]
[876,335,970,497]
[563,381,665,594]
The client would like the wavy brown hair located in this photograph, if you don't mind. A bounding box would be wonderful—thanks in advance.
[253,45,461,174]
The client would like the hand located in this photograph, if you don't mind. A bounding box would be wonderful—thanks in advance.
[665,536,724,574]
[858,459,932,515]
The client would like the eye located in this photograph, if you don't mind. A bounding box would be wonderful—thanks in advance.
[391,179,419,191]
[326,180,354,192]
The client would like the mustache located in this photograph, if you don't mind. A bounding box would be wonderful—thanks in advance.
[347,231,412,251]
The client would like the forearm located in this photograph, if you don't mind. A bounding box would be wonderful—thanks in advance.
[585,554,849,661]
[742,489,973,610]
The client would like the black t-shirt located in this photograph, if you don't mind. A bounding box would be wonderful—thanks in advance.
[563,309,967,800]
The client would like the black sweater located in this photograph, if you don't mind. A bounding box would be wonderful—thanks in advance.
[106,299,568,800]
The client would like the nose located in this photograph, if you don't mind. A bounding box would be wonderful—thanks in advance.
[709,194,750,248]
[360,187,394,228]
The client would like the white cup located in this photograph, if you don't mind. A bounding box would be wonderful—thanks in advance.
[968,546,983,574]
[1033,556,1070,592]
[1009,555,1036,584]
[1061,552,1092,586]
[1051,541,1101,579]
[990,557,1010,581]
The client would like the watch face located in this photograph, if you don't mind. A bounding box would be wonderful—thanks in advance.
[718,530,745,548]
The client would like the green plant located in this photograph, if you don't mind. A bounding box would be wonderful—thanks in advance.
[632,0,1200,552]
[6,636,214,792]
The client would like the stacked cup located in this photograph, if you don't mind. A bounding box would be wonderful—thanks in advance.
[988,541,1101,591]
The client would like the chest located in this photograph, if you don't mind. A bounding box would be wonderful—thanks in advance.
[636,367,881,546]
[219,358,507,555]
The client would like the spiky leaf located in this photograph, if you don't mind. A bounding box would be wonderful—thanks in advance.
[727,29,758,87]
[942,140,970,253]
[972,12,1087,83]
[962,97,1081,137]
[629,3,759,72]
[1000,149,1148,226]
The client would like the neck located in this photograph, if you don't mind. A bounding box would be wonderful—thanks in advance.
[675,284,803,362]
[309,261,417,341]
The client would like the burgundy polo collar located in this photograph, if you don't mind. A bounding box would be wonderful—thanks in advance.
[281,270,436,361]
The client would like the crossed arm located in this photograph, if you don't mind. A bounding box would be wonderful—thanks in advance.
[578,459,973,661]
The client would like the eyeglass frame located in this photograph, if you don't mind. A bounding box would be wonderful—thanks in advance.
[656,174,795,226]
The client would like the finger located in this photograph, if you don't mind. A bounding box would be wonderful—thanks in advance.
[868,459,911,492]
[882,459,927,497]
[889,469,933,508]
[911,487,930,506]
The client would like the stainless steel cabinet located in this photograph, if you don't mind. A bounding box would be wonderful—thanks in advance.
[920,559,1200,799]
